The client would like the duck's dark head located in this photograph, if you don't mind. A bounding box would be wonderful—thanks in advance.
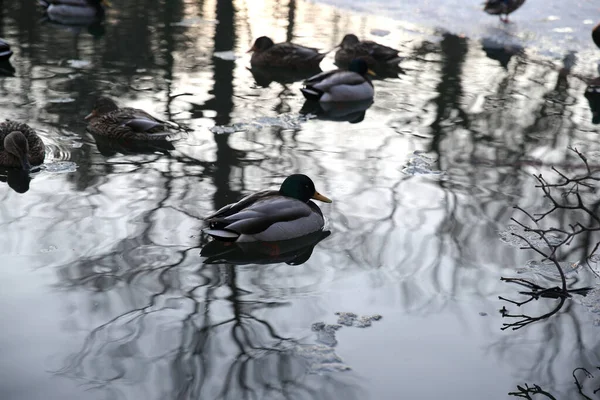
[593,23,600,49]
[4,131,30,171]
[348,58,376,77]
[339,34,360,48]
[95,0,112,8]
[279,174,332,203]
[248,36,275,53]
[85,96,119,120]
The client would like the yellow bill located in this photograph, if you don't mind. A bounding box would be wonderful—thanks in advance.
[312,191,332,203]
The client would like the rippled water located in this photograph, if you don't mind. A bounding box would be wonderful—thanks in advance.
[1,1,600,399]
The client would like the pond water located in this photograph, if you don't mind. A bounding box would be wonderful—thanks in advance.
[1,1,600,399]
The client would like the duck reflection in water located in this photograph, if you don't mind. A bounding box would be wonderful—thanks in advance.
[481,38,523,69]
[249,66,322,88]
[300,98,374,124]
[39,0,109,36]
[585,77,600,124]
[0,169,31,194]
[201,230,331,266]
[92,134,175,157]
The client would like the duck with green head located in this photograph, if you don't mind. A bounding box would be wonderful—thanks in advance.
[85,96,176,141]
[248,36,326,70]
[0,121,45,171]
[301,58,375,102]
[204,174,332,242]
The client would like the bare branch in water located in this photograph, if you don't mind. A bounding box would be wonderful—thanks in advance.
[500,147,598,331]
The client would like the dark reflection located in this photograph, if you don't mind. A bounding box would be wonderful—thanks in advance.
[92,134,175,156]
[39,0,106,37]
[481,38,523,69]
[201,230,331,265]
[0,58,14,76]
[0,168,30,193]
[429,33,469,155]
[300,99,373,123]
[249,66,321,88]
[584,79,600,124]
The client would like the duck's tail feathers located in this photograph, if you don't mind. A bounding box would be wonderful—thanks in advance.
[300,87,323,101]
[204,229,240,242]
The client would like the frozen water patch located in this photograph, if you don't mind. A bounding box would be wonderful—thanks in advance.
[210,113,313,134]
[48,97,76,104]
[43,161,78,174]
[213,51,236,61]
[293,344,351,374]
[402,151,444,176]
[171,17,218,27]
[370,29,390,37]
[498,224,564,249]
[311,322,342,347]
[335,312,382,328]
[516,259,583,279]
[67,59,90,69]
[579,287,600,327]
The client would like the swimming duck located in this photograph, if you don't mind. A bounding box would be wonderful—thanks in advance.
[204,174,332,242]
[335,34,403,69]
[301,58,375,102]
[484,0,526,23]
[39,0,110,26]
[85,97,176,141]
[248,36,326,70]
[0,39,12,60]
[593,23,600,49]
[0,121,46,171]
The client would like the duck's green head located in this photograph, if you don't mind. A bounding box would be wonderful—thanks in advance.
[248,36,275,53]
[85,96,119,120]
[348,58,376,77]
[339,34,360,48]
[593,23,600,49]
[279,174,332,203]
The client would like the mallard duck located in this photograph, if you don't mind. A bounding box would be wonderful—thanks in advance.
[39,0,110,26]
[484,0,526,23]
[248,36,326,70]
[85,97,176,141]
[0,39,12,60]
[0,121,45,171]
[204,174,332,242]
[335,34,402,69]
[593,23,600,49]
[300,58,375,102]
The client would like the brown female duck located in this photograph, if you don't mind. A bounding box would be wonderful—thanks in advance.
[85,97,175,140]
[248,36,326,70]
[335,34,403,70]
[0,121,45,170]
